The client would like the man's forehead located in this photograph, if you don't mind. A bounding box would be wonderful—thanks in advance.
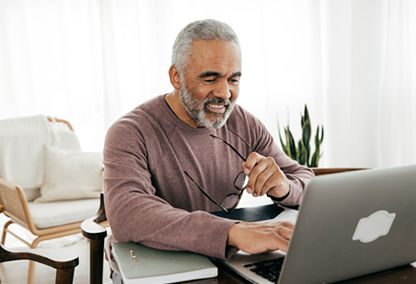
[187,40,241,73]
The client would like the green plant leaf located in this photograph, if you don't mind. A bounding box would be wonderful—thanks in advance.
[297,140,306,165]
[301,105,311,164]
[278,126,289,155]
[311,150,319,167]
[278,105,323,167]
[319,125,324,143]
[286,126,297,160]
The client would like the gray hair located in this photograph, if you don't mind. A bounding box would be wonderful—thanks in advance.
[171,19,240,75]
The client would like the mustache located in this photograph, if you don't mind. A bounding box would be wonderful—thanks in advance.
[203,97,231,107]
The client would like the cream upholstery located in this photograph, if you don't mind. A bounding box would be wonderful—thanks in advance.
[0,115,81,202]
[28,199,100,229]
[35,146,102,203]
[0,115,101,284]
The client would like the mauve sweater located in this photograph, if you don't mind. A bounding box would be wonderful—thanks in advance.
[103,95,314,260]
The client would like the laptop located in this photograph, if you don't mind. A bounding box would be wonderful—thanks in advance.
[221,164,416,284]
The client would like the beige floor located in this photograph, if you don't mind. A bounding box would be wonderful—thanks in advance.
[0,214,112,284]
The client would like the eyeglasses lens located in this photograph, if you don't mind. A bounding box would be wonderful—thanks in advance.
[219,172,248,210]
[234,171,248,190]
[221,193,240,210]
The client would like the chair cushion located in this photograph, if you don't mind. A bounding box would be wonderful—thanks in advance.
[28,198,100,229]
[24,187,42,202]
[35,146,103,203]
[49,119,81,150]
[0,115,82,201]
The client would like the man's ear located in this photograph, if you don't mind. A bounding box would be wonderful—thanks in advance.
[169,65,181,90]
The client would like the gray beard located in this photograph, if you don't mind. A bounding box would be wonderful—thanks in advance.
[179,85,235,129]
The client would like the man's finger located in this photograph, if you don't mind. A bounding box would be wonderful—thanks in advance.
[248,161,270,196]
[279,221,295,229]
[277,225,293,240]
[242,152,263,175]
[270,233,290,252]
[258,170,278,196]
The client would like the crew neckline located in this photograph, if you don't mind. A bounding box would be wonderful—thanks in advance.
[161,94,213,134]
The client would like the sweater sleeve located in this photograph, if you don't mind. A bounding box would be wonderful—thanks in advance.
[103,118,237,260]
[250,116,314,206]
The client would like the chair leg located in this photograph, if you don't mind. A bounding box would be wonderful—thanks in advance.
[1,220,13,245]
[27,260,35,284]
[55,267,75,284]
[90,238,105,284]
[27,237,41,284]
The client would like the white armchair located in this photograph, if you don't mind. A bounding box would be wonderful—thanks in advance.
[0,115,102,284]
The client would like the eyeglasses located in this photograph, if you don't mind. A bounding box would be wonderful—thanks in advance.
[184,134,248,213]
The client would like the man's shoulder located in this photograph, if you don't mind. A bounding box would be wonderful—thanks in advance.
[227,104,263,130]
[114,95,165,125]
[106,95,168,139]
[223,104,270,149]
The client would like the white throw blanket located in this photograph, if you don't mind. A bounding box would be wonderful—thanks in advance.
[0,115,51,191]
[0,115,81,198]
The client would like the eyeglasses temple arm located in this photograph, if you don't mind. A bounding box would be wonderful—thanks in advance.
[209,134,247,161]
[184,171,229,213]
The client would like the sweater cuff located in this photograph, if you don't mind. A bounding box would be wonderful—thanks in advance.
[267,187,291,202]
[204,213,240,260]
[269,182,302,207]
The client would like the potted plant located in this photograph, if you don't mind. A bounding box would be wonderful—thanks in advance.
[278,105,324,167]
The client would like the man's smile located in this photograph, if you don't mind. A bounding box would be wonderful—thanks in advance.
[205,103,227,114]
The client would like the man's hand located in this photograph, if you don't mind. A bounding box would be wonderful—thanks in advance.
[242,152,290,198]
[228,221,294,253]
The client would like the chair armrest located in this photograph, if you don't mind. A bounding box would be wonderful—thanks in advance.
[81,191,109,284]
[1,244,79,284]
[0,244,79,269]
[81,217,107,284]
[0,177,33,228]
[81,192,108,240]
[81,217,107,240]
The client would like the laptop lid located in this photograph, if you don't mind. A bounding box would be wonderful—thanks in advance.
[279,164,416,284]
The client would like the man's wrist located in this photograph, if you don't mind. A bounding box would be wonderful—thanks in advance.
[228,222,244,248]
[267,186,291,202]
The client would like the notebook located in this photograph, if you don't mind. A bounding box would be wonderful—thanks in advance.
[223,165,416,284]
[112,242,218,284]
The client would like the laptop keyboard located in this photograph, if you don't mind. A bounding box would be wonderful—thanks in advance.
[243,257,285,283]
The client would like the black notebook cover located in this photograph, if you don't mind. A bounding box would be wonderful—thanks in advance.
[210,204,285,222]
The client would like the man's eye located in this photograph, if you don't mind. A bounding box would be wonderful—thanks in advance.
[204,78,216,83]
[229,78,240,84]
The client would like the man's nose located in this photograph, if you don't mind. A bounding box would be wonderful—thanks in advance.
[214,80,231,100]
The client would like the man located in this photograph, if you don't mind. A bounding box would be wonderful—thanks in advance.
[104,19,314,264]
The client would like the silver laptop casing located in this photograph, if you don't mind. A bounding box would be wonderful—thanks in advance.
[279,165,416,283]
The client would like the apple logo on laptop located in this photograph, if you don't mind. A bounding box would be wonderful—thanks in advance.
[352,210,396,243]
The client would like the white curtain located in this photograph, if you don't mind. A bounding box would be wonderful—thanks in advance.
[321,0,416,168]
[376,0,416,167]
[1,0,415,168]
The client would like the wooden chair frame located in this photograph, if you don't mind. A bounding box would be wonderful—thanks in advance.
[81,194,108,284]
[0,243,79,284]
[0,178,86,247]
[311,168,367,176]
[0,117,91,283]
